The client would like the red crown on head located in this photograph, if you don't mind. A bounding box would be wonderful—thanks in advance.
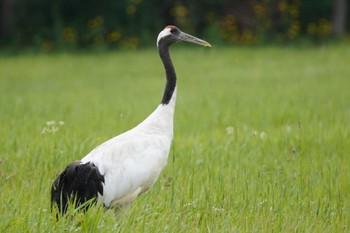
[165,25,177,29]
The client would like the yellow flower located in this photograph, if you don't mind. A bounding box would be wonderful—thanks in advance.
[108,31,121,43]
[126,5,136,15]
[63,27,78,42]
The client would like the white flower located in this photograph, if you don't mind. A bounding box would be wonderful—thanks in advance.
[46,121,55,126]
[51,126,59,133]
[212,206,225,212]
[41,128,48,134]
[286,125,292,133]
[260,132,267,140]
[259,199,267,206]
[226,126,234,135]
[41,120,64,134]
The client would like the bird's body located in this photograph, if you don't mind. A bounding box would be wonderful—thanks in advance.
[51,26,210,216]
[80,92,176,208]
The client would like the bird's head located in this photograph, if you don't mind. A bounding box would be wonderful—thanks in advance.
[157,25,211,48]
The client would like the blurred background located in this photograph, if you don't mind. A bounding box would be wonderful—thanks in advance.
[0,0,349,51]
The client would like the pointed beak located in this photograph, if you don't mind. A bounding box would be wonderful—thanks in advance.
[178,31,211,47]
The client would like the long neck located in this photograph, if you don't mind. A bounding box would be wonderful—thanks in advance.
[158,44,177,105]
[135,44,176,136]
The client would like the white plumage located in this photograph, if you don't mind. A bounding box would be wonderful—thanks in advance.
[81,90,176,208]
[51,26,210,216]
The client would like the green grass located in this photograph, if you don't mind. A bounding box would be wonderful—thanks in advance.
[1,44,349,232]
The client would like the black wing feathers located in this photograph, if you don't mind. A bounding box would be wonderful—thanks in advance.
[51,161,104,215]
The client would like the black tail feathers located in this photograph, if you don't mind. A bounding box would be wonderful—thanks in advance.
[51,161,104,216]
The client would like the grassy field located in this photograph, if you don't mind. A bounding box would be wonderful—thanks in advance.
[0,44,349,232]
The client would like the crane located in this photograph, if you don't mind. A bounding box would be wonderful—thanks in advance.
[51,25,211,216]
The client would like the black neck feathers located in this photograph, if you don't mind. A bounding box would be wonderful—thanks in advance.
[158,42,177,105]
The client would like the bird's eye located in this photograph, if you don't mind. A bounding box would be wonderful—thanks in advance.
[170,28,177,34]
